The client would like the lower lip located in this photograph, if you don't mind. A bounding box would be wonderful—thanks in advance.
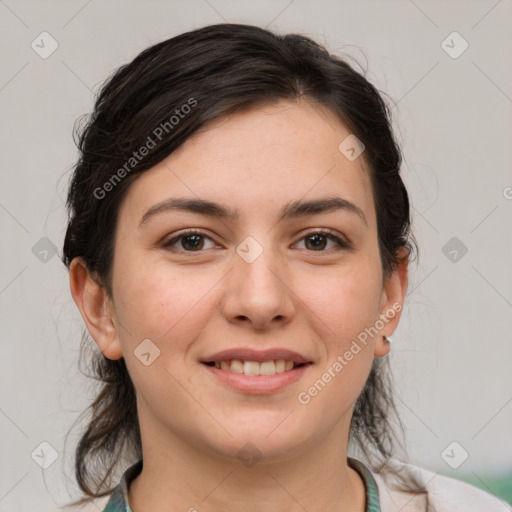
[202,363,312,394]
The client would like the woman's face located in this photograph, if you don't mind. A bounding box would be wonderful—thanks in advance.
[75,99,406,462]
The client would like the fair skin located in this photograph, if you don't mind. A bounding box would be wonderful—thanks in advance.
[70,98,408,512]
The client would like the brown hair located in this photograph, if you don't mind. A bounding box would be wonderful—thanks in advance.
[62,23,426,507]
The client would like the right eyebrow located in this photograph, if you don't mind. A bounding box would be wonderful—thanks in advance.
[139,197,239,227]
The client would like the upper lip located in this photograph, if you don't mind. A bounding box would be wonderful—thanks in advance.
[201,348,312,364]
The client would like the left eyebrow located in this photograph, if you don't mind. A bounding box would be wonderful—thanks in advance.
[139,196,367,227]
[280,197,368,226]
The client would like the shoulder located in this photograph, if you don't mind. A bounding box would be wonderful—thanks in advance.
[370,458,510,512]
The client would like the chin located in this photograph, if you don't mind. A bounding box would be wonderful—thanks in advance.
[200,420,315,465]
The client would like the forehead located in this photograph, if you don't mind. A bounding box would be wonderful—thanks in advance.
[119,99,375,228]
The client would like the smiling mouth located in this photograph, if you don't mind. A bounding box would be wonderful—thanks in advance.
[202,359,311,376]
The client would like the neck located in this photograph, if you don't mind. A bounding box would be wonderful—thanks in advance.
[128,417,366,512]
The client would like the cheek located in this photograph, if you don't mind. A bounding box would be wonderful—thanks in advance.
[299,259,383,345]
[113,263,221,424]
[113,256,219,348]
[293,271,379,422]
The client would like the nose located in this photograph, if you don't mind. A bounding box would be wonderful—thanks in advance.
[220,243,296,331]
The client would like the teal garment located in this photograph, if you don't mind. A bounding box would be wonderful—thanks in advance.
[103,456,381,512]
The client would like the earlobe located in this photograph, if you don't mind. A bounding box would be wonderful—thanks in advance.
[69,257,123,360]
[374,334,392,357]
[374,248,409,358]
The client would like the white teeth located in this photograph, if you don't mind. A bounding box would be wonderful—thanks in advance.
[259,360,276,375]
[213,358,303,376]
[230,359,244,374]
[243,361,260,376]
[275,359,286,373]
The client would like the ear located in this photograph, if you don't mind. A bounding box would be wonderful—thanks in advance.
[69,257,123,360]
[374,247,409,357]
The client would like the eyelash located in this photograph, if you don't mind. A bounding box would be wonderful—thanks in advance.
[161,228,351,253]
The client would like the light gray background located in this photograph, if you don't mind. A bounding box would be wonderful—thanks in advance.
[1,1,511,510]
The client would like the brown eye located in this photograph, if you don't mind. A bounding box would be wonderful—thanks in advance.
[178,234,204,251]
[295,230,350,252]
[162,231,216,252]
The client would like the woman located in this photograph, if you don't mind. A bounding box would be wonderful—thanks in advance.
[61,23,507,512]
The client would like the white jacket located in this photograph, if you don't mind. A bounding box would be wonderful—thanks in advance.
[371,460,510,511]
